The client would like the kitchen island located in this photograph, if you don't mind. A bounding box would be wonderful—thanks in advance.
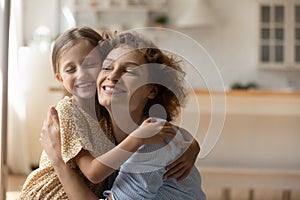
[180,89,300,199]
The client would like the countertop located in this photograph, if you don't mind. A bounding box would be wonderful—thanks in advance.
[193,89,300,96]
[185,89,300,116]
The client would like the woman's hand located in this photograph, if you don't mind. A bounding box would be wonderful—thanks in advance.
[40,106,63,165]
[130,118,176,148]
[164,138,200,181]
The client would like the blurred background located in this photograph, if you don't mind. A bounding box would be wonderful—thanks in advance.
[1,0,300,199]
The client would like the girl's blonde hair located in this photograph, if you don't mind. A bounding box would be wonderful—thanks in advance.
[52,26,103,74]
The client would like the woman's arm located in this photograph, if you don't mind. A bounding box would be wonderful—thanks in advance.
[164,126,200,181]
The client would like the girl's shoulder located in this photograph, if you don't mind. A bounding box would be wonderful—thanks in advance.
[56,96,74,118]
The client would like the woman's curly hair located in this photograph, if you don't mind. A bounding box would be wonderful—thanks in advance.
[98,31,187,122]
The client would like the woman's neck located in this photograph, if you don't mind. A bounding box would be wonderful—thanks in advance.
[106,107,144,144]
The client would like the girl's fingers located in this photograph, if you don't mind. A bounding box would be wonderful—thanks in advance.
[144,117,153,123]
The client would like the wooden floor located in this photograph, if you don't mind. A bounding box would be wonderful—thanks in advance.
[5,173,300,200]
[6,174,26,200]
[203,186,300,200]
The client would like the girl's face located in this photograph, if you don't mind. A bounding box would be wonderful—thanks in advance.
[97,45,157,118]
[56,40,102,99]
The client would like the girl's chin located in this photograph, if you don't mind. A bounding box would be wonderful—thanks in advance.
[73,94,96,100]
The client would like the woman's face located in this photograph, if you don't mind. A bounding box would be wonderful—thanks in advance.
[56,40,102,99]
[97,45,156,119]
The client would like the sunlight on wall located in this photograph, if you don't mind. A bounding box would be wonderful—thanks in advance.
[0,0,3,12]
[7,0,31,174]
[62,6,76,28]
[0,70,2,143]
[0,0,3,129]
[8,3,26,121]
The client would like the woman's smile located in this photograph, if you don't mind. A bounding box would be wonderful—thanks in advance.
[101,84,127,95]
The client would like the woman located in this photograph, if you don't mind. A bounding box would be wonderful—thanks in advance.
[41,31,205,199]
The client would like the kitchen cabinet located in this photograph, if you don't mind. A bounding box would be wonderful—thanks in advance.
[179,89,300,174]
[62,0,169,31]
[185,89,300,169]
[181,90,300,197]
[258,0,300,70]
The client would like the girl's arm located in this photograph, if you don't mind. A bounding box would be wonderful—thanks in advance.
[164,126,200,181]
[74,117,175,184]
[42,107,175,183]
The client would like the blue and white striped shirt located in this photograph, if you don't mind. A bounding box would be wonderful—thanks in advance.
[109,129,206,200]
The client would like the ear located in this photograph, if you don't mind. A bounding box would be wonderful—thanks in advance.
[147,85,158,99]
[55,73,63,82]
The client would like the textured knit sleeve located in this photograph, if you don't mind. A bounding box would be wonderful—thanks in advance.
[56,96,83,166]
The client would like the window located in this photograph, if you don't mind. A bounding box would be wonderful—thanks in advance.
[258,1,300,69]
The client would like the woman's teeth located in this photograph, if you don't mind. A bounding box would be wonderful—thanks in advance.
[103,86,114,91]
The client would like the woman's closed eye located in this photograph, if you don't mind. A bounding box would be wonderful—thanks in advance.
[102,60,113,70]
[101,65,113,71]
[124,69,137,75]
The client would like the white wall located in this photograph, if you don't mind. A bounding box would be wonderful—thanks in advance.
[169,0,300,91]
[23,0,59,45]
[22,0,300,91]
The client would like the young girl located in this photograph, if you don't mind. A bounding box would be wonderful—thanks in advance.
[40,31,206,199]
[20,27,200,199]
[19,26,114,199]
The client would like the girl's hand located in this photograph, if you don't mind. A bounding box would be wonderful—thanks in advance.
[164,139,200,181]
[130,118,176,148]
[40,106,62,165]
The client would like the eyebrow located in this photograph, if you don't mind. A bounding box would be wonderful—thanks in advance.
[104,58,141,67]
[60,61,73,69]
[60,55,98,68]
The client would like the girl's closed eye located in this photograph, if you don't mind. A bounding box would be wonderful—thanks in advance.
[65,65,76,73]
[83,58,99,68]
[83,62,97,68]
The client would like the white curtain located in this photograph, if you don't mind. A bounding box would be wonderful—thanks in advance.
[7,0,31,174]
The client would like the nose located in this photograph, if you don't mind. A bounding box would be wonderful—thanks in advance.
[76,67,89,80]
[107,69,122,82]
